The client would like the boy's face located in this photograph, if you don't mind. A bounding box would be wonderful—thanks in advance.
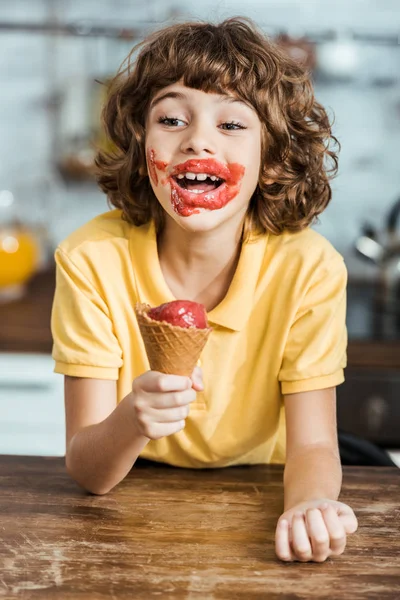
[145,82,265,234]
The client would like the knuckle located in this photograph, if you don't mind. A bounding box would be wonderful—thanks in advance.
[172,407,184,422]
[156,375,169,392]
[132,373,145,392]
[175,390,193,406]
[174,391,184,406]
[331,538,346,551]
[136,412,148,428]
[295,546,311,557]
[277,519,286,528]
[134,397,145,413]
[330,533,345,543]
[314,536,329,546]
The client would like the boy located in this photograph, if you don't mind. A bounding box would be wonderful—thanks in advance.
[51,17,358,562]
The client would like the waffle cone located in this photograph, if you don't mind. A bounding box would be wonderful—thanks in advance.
[135,303,212,376]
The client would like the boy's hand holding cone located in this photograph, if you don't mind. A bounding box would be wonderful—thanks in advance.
[130,301,212,440]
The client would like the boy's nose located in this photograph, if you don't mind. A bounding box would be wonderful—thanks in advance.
[180,124,217,155]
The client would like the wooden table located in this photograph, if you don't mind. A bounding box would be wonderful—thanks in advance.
[0,457,399,599]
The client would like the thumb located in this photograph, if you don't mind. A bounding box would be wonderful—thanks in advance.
[190,366,204,391]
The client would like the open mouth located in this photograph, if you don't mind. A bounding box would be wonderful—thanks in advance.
[172,172,225,194]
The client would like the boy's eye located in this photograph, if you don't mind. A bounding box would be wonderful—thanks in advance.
[219,121,246,131]
[157,116,185,127]
[157,116,247,131]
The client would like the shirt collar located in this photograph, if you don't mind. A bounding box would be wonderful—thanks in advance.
[130,220,268,332]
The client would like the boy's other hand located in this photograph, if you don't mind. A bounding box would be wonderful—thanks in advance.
[130,368,202,440]
[275,499,358,563]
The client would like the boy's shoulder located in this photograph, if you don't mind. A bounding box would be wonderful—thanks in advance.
[57,208,130,256]
[55,209,152,281]
[268,226,345,270]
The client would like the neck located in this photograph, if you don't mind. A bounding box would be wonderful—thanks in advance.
[157,216,244,311]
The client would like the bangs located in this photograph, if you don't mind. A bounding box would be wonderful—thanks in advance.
[138,20,279,113]
[181,52,254,100]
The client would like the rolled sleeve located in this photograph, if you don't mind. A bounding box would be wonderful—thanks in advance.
[279,254,347,395]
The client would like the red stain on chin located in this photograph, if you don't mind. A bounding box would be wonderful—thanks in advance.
[147,148,168,186]
[171,187,201,216]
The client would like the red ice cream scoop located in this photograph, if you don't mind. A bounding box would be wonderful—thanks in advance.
[147,300,208,329]
[135,300,212,376]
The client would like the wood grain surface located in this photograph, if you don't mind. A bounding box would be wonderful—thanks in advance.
[0,456,399,599]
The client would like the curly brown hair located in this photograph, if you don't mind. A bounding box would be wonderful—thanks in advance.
[95,17,340,239]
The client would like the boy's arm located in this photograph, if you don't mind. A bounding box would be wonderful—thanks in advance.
[283,387,342,511]
[65,376,150,495]
[63,371,200,495]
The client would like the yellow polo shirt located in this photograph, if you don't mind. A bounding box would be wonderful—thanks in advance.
[51,208,347,468]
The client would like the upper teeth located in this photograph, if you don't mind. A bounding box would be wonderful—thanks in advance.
[177,172,219,181]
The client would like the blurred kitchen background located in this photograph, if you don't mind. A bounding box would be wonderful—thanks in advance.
[0,0,399,464]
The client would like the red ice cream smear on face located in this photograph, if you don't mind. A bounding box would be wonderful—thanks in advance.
[169,159,245,216]
[147,148,168,186]
[148,300,208,329]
